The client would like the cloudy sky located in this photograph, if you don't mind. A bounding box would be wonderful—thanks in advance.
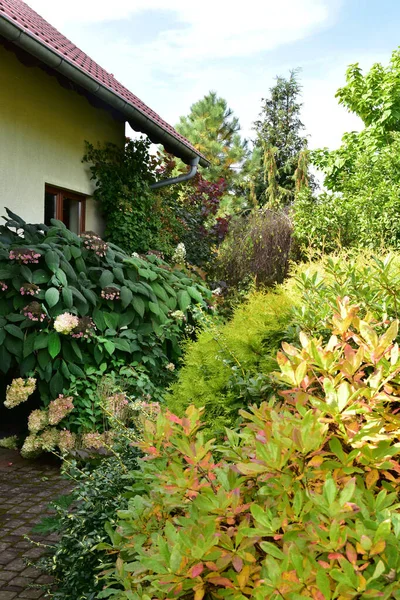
[26,0,400,151]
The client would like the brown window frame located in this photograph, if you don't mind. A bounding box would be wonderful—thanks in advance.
[45,185,86,233]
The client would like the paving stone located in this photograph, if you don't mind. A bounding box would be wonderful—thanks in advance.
[0,449,70,597]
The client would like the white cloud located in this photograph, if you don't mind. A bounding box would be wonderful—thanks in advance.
[28,0,337,61]
[26,0,390,157]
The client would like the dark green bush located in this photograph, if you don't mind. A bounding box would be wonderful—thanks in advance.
[0,209,210,433]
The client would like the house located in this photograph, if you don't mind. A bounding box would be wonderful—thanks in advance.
[0,0,207,234]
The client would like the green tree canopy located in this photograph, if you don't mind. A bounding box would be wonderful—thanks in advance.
[253,69,310,205]
[175,91,247,184]
[313,48,400,190]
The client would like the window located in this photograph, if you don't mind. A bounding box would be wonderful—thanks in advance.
[44,185,86,234]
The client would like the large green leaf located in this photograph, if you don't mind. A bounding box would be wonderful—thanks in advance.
[0,346,11,372]
[48,332,61,359]
[120,286,133,309]
[92,309,106,332]
[4,323,24,339]
[62,287,74,308]
[132,296,145,318]
[50,371,64,398]
[45,250,60,273]
[104,312,119,331]
[113,267,125,283]
[178,290,191,312]
[20,266,32,283]
[187,286,205,303]
[37,349,51,370]
[45,287,60,308]
[5,336,23,356]
[82,288,97,306]
[99,271,114,288]
[34,334,49,351]
[150,282,169,302]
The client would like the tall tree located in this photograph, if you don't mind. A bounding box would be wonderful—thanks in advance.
[253,69,309,205]
[175,91,247,184]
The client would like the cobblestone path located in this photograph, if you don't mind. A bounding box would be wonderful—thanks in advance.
[0,448,66,599]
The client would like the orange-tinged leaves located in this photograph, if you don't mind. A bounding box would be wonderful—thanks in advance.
[194,584,205,600]
[365,469,380,489]
[346,542,357,565]
[190,563,204,578]
[370,539,386,556]
[206,575,234,588]
[232,556,243,572]
[237,565,251,590]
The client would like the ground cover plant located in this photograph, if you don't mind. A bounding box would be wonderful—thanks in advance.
[0,209,210,452]
[98,298,400,599]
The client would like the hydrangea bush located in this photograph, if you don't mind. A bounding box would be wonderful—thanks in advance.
[0,209,211,442]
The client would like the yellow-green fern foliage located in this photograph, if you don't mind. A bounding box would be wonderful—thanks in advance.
[166,288,298,433]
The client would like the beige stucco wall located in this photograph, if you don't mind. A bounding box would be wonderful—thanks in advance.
[0,43,125,234]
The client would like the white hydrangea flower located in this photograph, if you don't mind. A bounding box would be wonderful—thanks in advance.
[54,312,79,335]
[172,243,186,263]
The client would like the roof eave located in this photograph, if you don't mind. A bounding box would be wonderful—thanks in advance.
[0,15,209,168]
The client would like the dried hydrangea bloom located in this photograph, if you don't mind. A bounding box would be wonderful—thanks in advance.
[106,392,129,420]
[20,283,40,296]
[71,316,95,339]
[22,301,46,322]
[101,286,120,301]
[9,248,41,264]
[48,395,74,425]
[58,430,76,453]
[20,434,42,458]
[81,432,106,450]
[5,377,36,408]
[28,409,48,433]
[81,231,108,257]
[54,312,79,334]
[37,427,59,451]
[0,281,8,292]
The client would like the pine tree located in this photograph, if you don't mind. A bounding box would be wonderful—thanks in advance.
[175,91,247,184]
[253,69,310,204]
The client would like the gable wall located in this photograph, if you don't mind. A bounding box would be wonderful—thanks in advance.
[0,43,125,233]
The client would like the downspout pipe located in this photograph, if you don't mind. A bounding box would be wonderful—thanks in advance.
[150,157,200,189]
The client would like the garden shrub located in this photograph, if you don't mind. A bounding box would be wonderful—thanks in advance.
[0,209,210,442]
[99,299,400,599]
[166,288,297,434]
[36,443,141,600]
[287,251,400,337]
[215,207,292,291]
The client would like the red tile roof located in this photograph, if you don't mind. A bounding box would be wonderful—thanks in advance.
[0,0,206,164]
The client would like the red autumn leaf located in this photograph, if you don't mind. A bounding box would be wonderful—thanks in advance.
[167,413,182,425]
[190,563,204,578]
[232,556,243,572]
[328,553,344,560]
[346,542,357,565]
[205,561,219,572]
[318,561,330,569]
[206,576,234,588]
